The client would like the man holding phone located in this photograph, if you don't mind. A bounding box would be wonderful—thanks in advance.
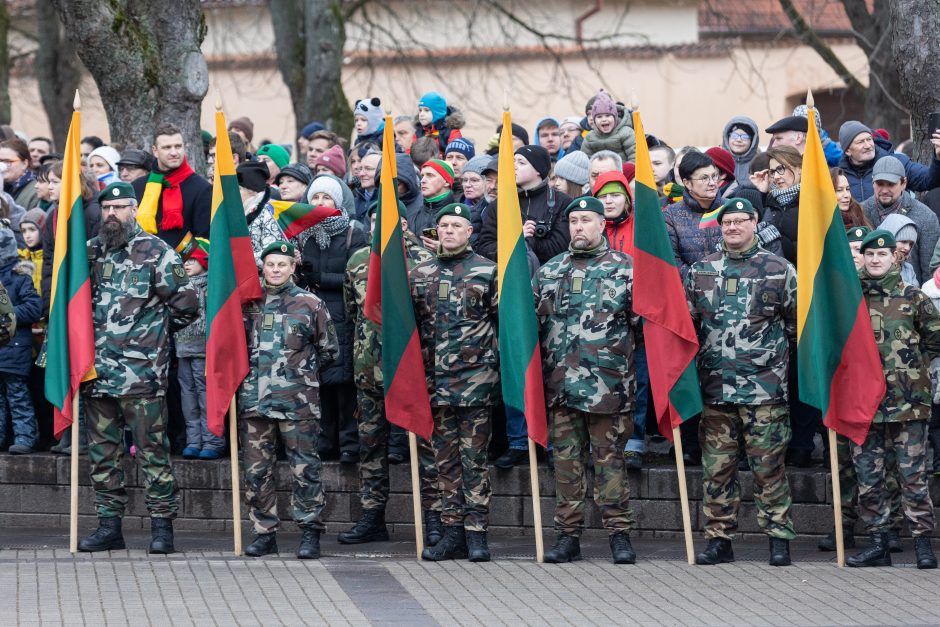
[413,159,457,251]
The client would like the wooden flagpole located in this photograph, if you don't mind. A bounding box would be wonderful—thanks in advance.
[527,439,545,562]
[69,395,80,553]
[828,428,845,567]
[672,427,696,565]
[229,398,243,555]
[409,432,425,559]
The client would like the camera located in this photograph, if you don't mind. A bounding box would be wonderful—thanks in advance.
[533,221,550,238]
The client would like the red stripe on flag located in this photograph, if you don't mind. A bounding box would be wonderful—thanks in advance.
[52,280,95,437]
[364,249,382,324]
[205,291,250,436]
[523,348,548,447]
[384,331,433,440]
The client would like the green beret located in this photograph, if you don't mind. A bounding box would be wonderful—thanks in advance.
[435,202,472,223]
[565,196,604,216]
[846,226,871,243]
[860,229,896,252]
[261,240,296,260]
[714,197,757,224]
[98,181,136,204]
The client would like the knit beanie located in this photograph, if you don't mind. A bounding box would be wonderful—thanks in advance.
[275,163,314,186]
[229,117,254,143]
[495,122,530,146]
[591,89,619,123]
[463,155,491,178]
[705,147,736,180]
[235,160,270,193]
[354,97,384,135]
[421,159,455,186]
[445,138,475,160]
[255,143,290,169]
[792,104,823,134]
[418,91,448,123]
[307,174,344,208]
[552,150,590,186]
[300,121,325,139]
[315,144,347,178]
[839,121,871,150]
[20,208,46,231]
[514,145,551,180]
[88,146,121,173]
[622,163,636,184]
[879,213,919,244]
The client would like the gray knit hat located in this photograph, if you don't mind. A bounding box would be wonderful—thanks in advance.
[306,174,344,208]
[552,150,590,186]
[462,155,491,178]
[879,213,918,244]
[838,121,871,150]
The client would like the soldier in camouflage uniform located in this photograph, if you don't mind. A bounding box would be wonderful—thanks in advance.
[0,279,13,346]
[337,202,440,546]
[79,181,198,554]
[684,198,797,567]
[410,202,500,562]
[847,230,940,569]
[239,240,338,559]
[537,196,640,565]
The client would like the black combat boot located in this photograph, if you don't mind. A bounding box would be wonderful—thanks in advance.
[245,533,278,557]
[421,526,468,561]
[887,528,903,553]
[297,528,321,559]
[609,531,636,564]
[78,517,125,552]
[424,510,444,546]
[695,538,734,565]
[817,528,855,551]
[149,518,175,554]
[846,532,892,567]
[543,534,581,563]
[337,509,389,545]
[914,537,937,569]
[466,530,491,562]
[769,538,791,566]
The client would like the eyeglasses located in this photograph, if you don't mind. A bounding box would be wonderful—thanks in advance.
[690,174,721,184]
[729,132,751,141]
[101,203,133,212]
[770,165,790,176]
[720,218,752,228]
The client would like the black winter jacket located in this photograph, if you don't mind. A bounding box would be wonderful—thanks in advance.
[476,182,571,265]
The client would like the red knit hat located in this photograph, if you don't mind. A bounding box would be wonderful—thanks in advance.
[621,162,636,183]
[315,144,347,178]
[421,159,454,186]
[705,147,735,180]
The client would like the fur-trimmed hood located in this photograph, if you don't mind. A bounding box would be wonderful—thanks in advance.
[13,258,34,277]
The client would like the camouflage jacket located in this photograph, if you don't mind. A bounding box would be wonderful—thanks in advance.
[0,279,13,346]
[239,279,338,421]
[536,241,639,414]
[410,244,500,407]
[861,266,940,423]
[684,239,796,406]
[344,230,433,393]
[86,224,198,398]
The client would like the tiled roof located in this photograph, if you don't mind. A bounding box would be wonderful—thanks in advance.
[699,0,872,37]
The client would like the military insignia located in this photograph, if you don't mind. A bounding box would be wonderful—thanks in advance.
[455,207,462,215]
[735,201,743,209]
[725,277,738,295]
[173,265,185,279]
[438,281,451,300]
[571,277,583,294]
[895,329,903,339]
[280,244,288,253]
[855,228,863,237]
[112,188,120,196]
[579,200,587,209]
[878,237,885,246]
[762,292,769,303]
[263,313,275,330]
[468,295,478,307]
[925,301,937,315]
[0,294,7,305]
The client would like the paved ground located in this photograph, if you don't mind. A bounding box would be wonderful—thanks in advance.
[2,528,940,626]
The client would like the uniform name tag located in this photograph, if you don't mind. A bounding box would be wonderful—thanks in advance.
[263,313,275,330]
[871,315,882,333]
[438,281,450,300]
[572,277,583,294]
[725,277,738,295]
[103,263,113,279]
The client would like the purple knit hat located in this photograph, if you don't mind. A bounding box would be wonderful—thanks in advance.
[591,89,619,124]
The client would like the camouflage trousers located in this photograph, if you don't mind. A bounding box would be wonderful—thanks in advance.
[851,420,936,537]
[551,407,635,536]
[431,406,492,531]
[357,389,441,512]
[84,395,178,519]
[240,417,325,534]
[700,404,795,540]
[835,432,902,528]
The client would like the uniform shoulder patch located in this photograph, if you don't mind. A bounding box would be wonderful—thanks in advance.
[172,265,186,279]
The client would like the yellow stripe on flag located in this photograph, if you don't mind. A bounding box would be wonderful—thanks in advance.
[496,110,523,288]
[210,111,238,223]
[379,115,399,253]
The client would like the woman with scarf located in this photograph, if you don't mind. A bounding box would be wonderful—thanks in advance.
[762,146,803,265]
[298,175,368,464]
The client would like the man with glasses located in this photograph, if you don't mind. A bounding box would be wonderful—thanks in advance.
[78,181,198,555]
[685,197,798,567]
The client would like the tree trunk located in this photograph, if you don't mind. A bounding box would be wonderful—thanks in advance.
[0,1,11,126]
[270,0,353,150]
[889,0,940,162]
[49,0,209,172]
[35,0,82,150]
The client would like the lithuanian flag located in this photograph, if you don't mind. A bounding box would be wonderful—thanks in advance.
[496,110,547,447]
[206,110,263,436]
[797,104,884,445]
[45,108,96,438]
[364,115,433,439]
[271,200,340,239]
[631,110,703,440]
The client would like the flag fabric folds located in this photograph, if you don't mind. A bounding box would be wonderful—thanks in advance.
[45,109,96,438]
[365,115,434,440]
[496,110,548,448]
[205,110,263,437]
[271,200,340,240]
[631,110,703,441]
[796,106,884,445]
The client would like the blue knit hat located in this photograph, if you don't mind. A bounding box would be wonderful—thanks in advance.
[418,91,447,122]
[300,121,325,138]
[445,138,475,160]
